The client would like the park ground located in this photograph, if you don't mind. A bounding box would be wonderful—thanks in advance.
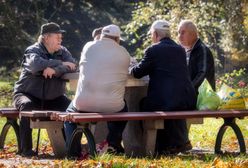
[0,118,247,168]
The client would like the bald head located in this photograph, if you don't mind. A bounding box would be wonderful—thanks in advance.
[178,20,198,49]
[179,20,198,35]
[92,27,103,40]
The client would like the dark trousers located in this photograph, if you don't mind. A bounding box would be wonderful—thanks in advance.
[64,101,128,156]
[106,103,128,149]
[13,93,71,154]
[139,97,189,153]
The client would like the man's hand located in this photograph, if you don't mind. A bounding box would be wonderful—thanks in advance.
[43,67,56,78]
[62,62,77,71]
[129,57,138,74]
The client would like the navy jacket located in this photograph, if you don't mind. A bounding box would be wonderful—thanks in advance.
[131,38,196,111]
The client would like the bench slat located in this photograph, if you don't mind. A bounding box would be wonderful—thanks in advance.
[0,108,19,118]
[68,110,248,122]
[19,110,248,122]
[20,111,60,118]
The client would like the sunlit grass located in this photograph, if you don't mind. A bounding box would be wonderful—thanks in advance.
[189,118,248,152]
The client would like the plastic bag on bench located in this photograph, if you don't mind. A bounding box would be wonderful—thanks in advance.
[197,79,220,110]
[217,83,246,110]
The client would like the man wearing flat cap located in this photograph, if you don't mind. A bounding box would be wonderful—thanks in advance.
[13,22,77,157]
[64,24,131,157]
[130,20,196,154]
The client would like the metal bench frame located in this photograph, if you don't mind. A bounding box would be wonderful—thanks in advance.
[0,108,20,153]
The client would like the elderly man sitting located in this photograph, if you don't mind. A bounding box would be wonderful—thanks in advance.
[178,20,215,93]
[64,24,131,157]
[130,20,196,155]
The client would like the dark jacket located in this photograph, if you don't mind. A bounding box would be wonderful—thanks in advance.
[131,38,196,111]
[189,39,215,92]
[14,42,76,100]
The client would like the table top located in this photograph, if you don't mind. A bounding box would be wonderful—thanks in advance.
[62,72,149,87]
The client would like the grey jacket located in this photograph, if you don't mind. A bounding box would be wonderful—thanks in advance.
[14,42,76,100]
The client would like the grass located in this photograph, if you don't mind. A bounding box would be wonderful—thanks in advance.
[0,117,247,167]
[0,81,13,107]
[190,118,248,151]
[0,80,247,167]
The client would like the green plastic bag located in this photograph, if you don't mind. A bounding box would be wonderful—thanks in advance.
[197,79,220,110]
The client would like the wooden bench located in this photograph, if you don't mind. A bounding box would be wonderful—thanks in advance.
[20,110,66,158]
[21,110,248,158]
[0,109,66,157]
[0,108,20,153]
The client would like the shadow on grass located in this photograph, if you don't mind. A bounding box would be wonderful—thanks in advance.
[156,148,248,162]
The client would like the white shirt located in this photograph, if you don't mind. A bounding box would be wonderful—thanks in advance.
[185,39,199,65]
[73,38,131,112]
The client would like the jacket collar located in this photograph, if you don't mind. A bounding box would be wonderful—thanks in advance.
[191,38,202,51]
[38,42,62,55]
[160,37,171,42]
[101,37,118,43]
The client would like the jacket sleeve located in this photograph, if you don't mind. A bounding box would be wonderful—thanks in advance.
[206,47,216,91]
[23,49,62,75]
[192,44,208,89]
[53,47,77,77]
[53,65,71,77]
[61,46,77,63]
[131,47,154,79]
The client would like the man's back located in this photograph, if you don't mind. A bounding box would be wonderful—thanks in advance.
[74,38,130,112]
[132,37,196,111]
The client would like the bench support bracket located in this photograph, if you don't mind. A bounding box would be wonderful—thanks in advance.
[68,124,96,158]
[215,117,246,154]
[0,118,20,153]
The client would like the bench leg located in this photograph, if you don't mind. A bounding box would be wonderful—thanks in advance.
[143,120,164,156]
[68,126,96,158]
[215,118,246,154]
[46,128,66,158]
[30,121,66,158]
[0,118,21,153]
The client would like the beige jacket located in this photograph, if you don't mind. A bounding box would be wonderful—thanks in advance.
[73,38,130,112]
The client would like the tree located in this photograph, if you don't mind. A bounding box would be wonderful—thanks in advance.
[124,0,248,73]
[0,0,44,70]
[0,0,135,72]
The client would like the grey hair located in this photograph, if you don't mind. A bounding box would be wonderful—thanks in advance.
[101,34,119,41]
[155,28,171,38]
[37,35,43,43]
[37,34,50,43]
[92,27,103,39]
[179,20,198,36]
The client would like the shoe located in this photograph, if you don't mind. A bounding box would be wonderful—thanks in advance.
[77,144,90,160]
[96,140,124,155]
[106,145,125,154]
[21,150,37,157]
[167,141,193,154]
[96,140,108,154]
[78,151,90,160]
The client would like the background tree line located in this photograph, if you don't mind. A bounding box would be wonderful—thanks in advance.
[0,0,136,75]
[125,0,248,73]
[0,0,247,77]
